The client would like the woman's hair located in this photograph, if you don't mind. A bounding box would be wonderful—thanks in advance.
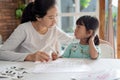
[76,15,100,45]
[21,0,56,23]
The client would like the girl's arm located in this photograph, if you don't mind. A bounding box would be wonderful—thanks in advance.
[89,36,99,59]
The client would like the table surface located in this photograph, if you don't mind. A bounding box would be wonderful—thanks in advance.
[0,58,120,80]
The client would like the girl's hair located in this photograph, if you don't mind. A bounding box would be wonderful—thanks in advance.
[21,0,56,23]
[76,15,100,45]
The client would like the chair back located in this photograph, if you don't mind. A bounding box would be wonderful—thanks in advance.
[99,44,114,58]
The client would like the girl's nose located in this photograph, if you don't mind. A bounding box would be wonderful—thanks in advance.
[75,28,77,32]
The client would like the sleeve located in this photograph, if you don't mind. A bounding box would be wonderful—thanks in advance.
[56,27,73,45]
[0,24,29,61]
[61,44,73,58]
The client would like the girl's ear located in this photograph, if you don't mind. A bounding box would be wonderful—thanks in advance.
[86,30,94,37]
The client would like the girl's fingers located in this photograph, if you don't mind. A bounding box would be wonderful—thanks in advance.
[52,52,58,60]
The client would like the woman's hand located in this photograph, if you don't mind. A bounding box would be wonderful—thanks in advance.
[24,51,50,62]
[51,52,58,60]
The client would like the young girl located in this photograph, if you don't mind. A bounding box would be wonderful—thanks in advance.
[61,15,101,59]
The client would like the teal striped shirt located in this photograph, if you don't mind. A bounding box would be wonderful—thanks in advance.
[62,43,101,58]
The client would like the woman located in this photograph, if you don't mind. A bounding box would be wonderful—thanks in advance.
[0,0,72,62]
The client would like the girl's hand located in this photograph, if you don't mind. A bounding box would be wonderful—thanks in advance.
[51,52,58,60]
[88,34,96,44]
[25,51,50,62]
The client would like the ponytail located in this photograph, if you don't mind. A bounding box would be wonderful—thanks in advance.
[86,35,100,45]
[21,2,36,23]
[94,35,100,45]
[21,0,56,24]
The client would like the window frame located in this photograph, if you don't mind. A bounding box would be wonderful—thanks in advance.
[57,0,99,32]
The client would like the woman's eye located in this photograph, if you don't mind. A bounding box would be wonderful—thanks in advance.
[48,15,58,19]
[48,16,53,19]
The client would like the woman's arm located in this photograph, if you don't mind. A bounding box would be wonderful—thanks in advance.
[0,25,28,61]
[56,27,73,44]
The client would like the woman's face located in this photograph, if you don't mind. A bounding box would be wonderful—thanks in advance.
[74,25,88,39]
[39,6,58,28]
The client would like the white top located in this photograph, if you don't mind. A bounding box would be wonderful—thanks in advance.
[0,22,72,61]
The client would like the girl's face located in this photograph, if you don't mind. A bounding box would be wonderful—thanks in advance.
[74,25,90,39]
[38,6,58,28]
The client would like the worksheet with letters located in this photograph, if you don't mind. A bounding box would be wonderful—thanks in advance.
[33,58,91,73]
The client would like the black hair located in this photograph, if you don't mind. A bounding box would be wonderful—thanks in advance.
[21,0,56,23]
[76,15,100,45]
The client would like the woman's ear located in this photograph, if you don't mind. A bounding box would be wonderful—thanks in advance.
[36,17,42,21]
[36,15,42,21]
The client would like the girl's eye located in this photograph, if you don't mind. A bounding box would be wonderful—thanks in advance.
[77,25,81,28]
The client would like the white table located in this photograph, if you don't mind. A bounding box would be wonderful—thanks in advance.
[0,58,120,80]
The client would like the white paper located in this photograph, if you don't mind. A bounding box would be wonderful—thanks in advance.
[72,69,120,80]
[33,58,91,73]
